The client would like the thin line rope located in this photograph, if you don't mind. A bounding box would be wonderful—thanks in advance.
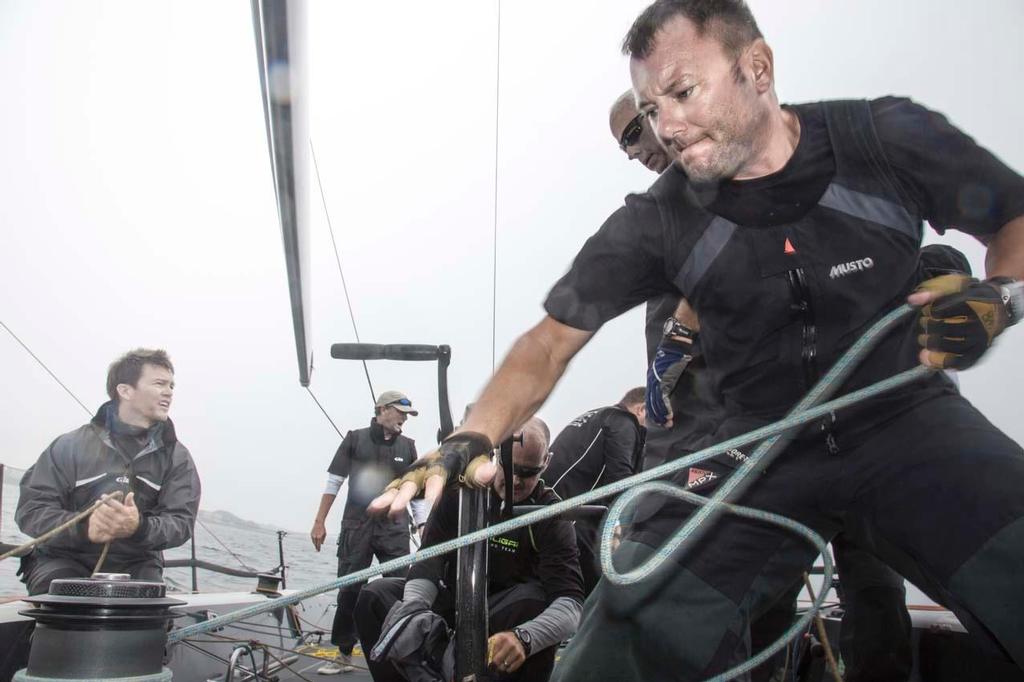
[195,516,256,571]
[168,307,928,650]
[490,0,502,372]
[1,319,91,416]
[309,139,375,401]
[305,386,344,438]
[0,492,124,562]
[803,572,843,682]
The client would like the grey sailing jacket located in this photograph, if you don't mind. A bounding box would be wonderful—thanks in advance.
[16,401,201,567]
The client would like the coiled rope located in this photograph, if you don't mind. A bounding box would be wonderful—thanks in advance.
[598,304,925,679]
[170,305,928,662]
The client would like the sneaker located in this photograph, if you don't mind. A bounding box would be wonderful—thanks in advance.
[316,652,355,674]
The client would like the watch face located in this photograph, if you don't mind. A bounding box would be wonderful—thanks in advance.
[663,318,676,336]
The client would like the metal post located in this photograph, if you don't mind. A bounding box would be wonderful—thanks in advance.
[455,487,489,681]
[0,463,5,536]
[277,530,288,589]
[190,533,199,593]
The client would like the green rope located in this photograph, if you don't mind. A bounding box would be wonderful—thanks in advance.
[171,305,928,682]
[598,304,925,680]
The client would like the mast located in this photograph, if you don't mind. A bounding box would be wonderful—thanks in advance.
[251,0,312,386]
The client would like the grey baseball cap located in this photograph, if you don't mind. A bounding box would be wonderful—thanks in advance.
[375,390,418,416]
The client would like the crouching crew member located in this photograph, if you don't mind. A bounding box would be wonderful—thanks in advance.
[356,418,583,682]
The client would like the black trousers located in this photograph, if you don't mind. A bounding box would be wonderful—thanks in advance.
[20,551,162,596]
[833,534,912,682]
[355,577,555,682]
[553,395,1024,681]
[332,516,411,654]
[576,490,911,679]
[745,535,912,682]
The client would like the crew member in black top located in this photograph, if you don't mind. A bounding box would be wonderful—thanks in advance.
[371,1,1024,680]
[614,90,977,682]
[310,390,420,675]
[355,418,583,682]
[546,387,646,595]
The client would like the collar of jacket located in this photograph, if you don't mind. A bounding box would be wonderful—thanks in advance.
[368,417,400,446]
[92,400,178,447]
[610,403,645,434]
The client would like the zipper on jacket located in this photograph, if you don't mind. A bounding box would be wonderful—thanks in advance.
[787,267,839,455]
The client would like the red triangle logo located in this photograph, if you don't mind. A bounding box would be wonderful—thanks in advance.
[784,238,796,255]
[687,468,713,486]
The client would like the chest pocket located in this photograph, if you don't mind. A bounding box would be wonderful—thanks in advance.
[695,228,795,373]
[791,206,919,361]
[131,472,164,511]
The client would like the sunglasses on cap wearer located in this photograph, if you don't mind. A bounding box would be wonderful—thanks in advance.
[619,112,644,151]
[390,398,413,407]
[512,464,545,479]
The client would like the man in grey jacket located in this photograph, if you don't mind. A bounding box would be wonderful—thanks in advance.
[16,348,201,595]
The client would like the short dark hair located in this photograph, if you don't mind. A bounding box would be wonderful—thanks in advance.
[619,387,647,407]
[106,348,174,400]
[623,0,762,61]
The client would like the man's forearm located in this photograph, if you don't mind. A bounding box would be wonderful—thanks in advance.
[462,316,591,445]
[985,215,1024,280]
[518,596,582,653]
[315,494,336,523]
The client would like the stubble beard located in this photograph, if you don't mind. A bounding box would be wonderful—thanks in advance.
[682,99,768,184]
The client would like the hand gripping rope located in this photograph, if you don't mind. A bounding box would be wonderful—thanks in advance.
[168,305,929,682]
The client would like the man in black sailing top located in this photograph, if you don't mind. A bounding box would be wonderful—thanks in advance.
[355,418,583,682]
[16,348,201,595]
[611,90,972,682]
[545,387,646,595]
[310,390,422,675]
[371,1,1024,679]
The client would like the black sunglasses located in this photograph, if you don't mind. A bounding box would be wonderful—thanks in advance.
[390,398,412,407]
[618,113,644,151]
[512,465,545,479]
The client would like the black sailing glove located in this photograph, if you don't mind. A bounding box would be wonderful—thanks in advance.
[645,320,698,427]
[916,274,1010,370]
[382,431,495,494]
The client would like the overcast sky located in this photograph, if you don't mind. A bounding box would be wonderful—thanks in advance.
[1,0,1022,558]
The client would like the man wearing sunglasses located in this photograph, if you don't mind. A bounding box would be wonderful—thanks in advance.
[610,89,670,173]
[355,418,583,682]
[546,387,647,596]
[311,390,421,675]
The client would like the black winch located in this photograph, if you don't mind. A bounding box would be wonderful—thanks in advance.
[15,573,184,681]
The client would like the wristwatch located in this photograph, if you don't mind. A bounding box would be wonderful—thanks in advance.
[513,627,532,656]
[988,277,1024,326]
[662,316,697,342]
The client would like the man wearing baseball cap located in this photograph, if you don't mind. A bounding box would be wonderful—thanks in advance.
[310,390,421,674]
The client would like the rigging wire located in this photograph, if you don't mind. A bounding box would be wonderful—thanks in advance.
[309,139,376,402]
[490,0,502,372]
[305,386,344,438]
[1,319,91,417]
[196,516,257,572]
